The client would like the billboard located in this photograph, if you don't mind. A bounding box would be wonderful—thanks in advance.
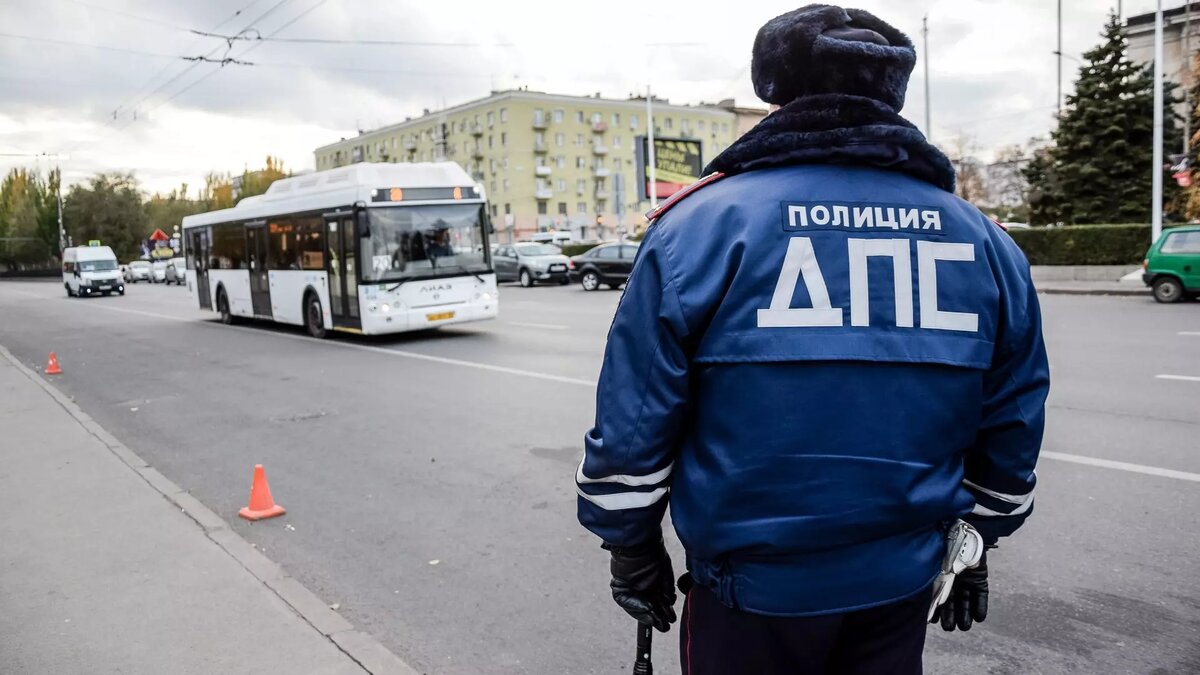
[635,137,704,202]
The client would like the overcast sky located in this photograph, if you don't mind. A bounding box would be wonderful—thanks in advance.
[0,0,1167,195]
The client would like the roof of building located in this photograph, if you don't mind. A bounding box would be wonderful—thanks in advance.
[314,89,752,153]
[183,162,479,228]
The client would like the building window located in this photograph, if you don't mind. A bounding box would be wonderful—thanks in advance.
[555,133,565,147]
[558,202,568,215]
[491,204,499,218]
[576,156,586,169]
[490,180,497,194]
[613,136,621,148]
[575,133,584,146]
[538,201,548,215]
[664,118,673,130]
[698,120,706,131]
[595,157,605,170]
[557,179,566,192]
[489,159,496,173]
[487,111,495,127]
[501,132,507,147]
[533,108,545,125]
[612,113,620,126]
[499,108,508,123]
[505,203,511,215]
[553,109,564,123]
[681,119,690,134]
[556,155,566,168]
[464,141,470,154]
[576,179,586,193]
[488,135,494,148]
[631,114,638,129]
[502,156,509,169]
[459,120,466,132]
[575,111,584,123]
[577,201,588,214]
[503,178,510,193]
[591,112,602,124]
[613,158,622,171]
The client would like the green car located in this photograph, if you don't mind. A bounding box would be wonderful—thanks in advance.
[1143,225,1200,303]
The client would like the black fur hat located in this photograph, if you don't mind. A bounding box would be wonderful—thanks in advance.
[752,4,916,111]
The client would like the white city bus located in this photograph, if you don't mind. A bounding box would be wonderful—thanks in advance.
[182,163,498,337]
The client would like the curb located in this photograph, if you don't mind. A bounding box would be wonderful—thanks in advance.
[1036,287,1151,297]
[0,344,421,675]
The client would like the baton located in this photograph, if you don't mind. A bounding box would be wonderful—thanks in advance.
[633,622,653,675]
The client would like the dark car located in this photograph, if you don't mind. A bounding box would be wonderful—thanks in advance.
[569,242,639,291]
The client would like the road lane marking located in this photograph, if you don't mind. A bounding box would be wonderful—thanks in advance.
[1156,374,1200,383]
[62,299,598,388]
[1180,332,1200,336]
[506,321,570,331]
[1042,451,1200,484]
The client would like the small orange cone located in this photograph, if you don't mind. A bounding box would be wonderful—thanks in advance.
[238,464,286,521]
[45,352,62,375]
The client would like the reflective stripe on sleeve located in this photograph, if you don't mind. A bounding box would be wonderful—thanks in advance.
[576,458,673,487]
[577,486,669,511]
[963,477,1034,505]
[971,497,1034,518]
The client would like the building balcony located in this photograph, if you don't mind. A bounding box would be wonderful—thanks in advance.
[535,166,553,177]
[472,147,485,159]
[403,139,417,151]
[592,144,609,155]
[471,123,484,136]
[471,171,485,181]
[533,141,548,154]
[593,167,611,178]
[535,188,553,200]
[533,117,549,130]
[592,121,608,133]
[594,190,611,200]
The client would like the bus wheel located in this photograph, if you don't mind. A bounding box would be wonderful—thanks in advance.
[217,289,237,324]
[305,294,327,339]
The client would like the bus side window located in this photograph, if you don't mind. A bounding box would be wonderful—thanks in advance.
[296,216,325,270]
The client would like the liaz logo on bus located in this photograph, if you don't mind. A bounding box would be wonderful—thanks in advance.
[419,283,452,293]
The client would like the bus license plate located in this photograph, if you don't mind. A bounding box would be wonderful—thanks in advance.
[427,311,455,322]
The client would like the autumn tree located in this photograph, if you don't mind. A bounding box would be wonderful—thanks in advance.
[0,168,58,269]
[62,173,148,260]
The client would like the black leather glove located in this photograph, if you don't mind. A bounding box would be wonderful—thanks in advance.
[932,553,989,632]
[605,538,677,632]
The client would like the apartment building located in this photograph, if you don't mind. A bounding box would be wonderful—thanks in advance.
[313,89,766,241]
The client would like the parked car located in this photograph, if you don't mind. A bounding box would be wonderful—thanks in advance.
[165,257,187,285]
[570,242,639,291]
[124,260,152,283]
[150,260,169,283]
[1142,225,1200,303]
[492,242,572,287]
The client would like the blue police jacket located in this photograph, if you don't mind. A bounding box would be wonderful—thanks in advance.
[577,164,1049,617]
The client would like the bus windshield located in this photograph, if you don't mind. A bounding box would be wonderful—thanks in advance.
[79,260,118,272]
[365,203,490,282]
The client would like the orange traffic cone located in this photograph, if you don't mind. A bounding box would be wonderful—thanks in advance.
[45,352,62,375]
[238,464,286,521]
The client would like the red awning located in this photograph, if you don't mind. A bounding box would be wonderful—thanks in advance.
[149,229,170,241]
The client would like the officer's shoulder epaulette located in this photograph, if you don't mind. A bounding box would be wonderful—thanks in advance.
[645,172,726,224]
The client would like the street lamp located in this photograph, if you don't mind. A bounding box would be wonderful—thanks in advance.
[1153,0,1164,244]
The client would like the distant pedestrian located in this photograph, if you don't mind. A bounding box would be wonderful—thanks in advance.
[576,5,1049,674]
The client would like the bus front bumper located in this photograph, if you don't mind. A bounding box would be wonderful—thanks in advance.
[359,298,498,335]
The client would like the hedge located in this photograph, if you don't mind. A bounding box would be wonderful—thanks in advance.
[560,242,601,257]
[1006,224,1154,265]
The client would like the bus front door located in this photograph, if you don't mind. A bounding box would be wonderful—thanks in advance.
[246,224,273,318]
[190,229,212,310]
[325,215,361,330]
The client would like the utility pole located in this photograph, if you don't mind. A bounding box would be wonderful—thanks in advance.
[923,15,931,137]
[646,85,658,211]
[57,173,65,252]
[1153,0,1165,244]
[1184,3,1192,154]
[1057,0,1063,117]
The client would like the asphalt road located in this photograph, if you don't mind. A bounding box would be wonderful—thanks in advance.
[1,278,1197,675]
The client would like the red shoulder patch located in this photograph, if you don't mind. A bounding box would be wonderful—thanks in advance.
[645,172,726,223]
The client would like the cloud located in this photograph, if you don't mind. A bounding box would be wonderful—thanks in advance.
[0,0,1154,192]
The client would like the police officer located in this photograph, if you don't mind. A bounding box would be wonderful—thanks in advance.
[576,5,1049,674]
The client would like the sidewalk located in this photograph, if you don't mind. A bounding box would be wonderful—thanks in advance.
[1034,280,1151,296]
[0,346,416,675]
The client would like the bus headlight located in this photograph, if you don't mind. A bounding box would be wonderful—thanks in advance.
[381,303,391,313]
[478,292,493,302]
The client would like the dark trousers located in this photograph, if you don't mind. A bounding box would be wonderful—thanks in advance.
[679,584,929,675]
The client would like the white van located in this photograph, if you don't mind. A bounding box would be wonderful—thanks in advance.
[530,231,574,246]
[63,246,125,297]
